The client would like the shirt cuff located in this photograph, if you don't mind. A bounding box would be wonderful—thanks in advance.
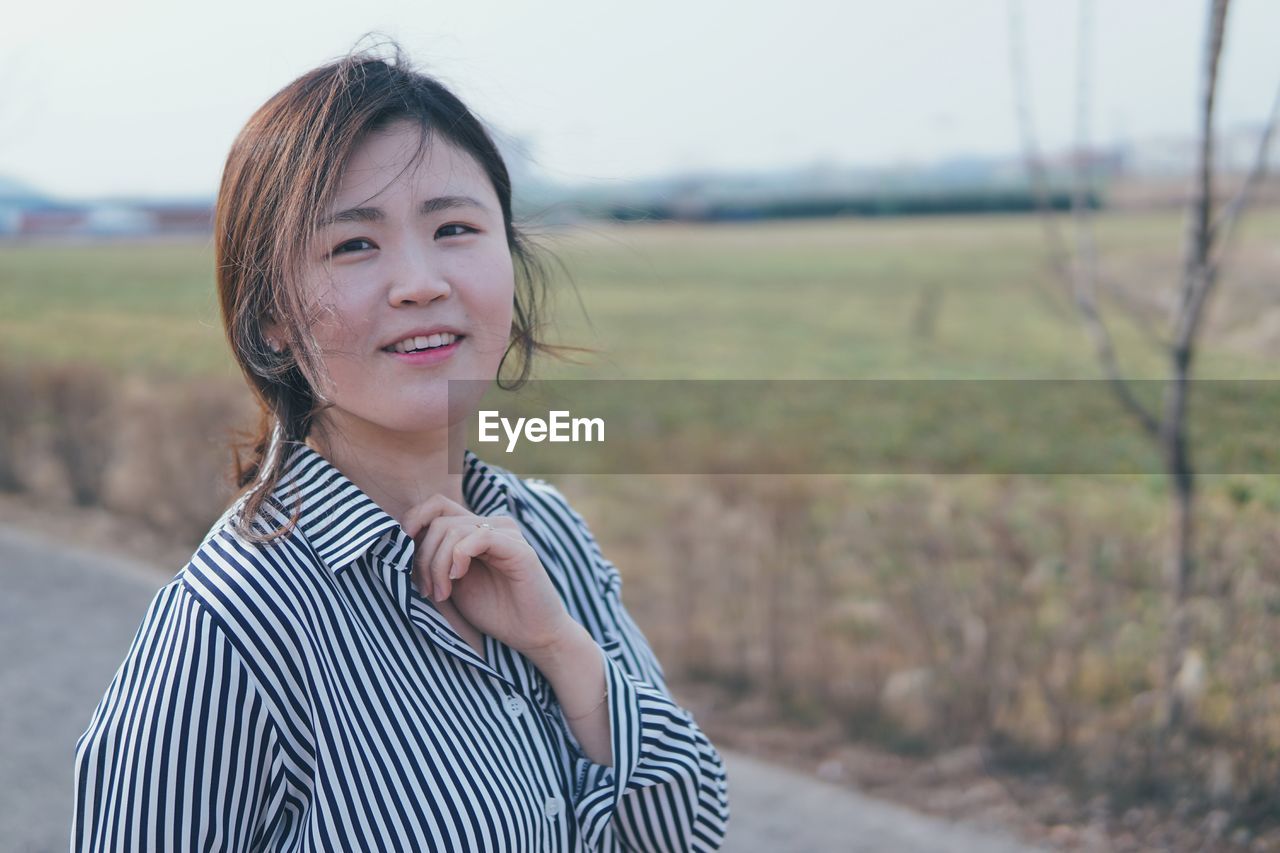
[550,643,688,851]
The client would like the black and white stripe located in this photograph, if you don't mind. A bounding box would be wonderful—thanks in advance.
[72,442,730,851]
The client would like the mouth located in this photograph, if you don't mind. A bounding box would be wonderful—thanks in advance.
[382,334,466,355]
[382,334,465,365]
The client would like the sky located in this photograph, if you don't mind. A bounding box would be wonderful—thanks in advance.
[2,0,1277,200]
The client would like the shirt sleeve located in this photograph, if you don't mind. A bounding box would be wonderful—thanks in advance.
[534,485,731,853]
[72,578,283,852]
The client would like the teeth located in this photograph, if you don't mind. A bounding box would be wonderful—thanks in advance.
[393,333,457,353]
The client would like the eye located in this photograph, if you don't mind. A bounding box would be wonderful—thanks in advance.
[436,223,477,239]
[331,238,375,257]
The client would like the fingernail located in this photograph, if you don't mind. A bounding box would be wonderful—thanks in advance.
[449,561,461,580]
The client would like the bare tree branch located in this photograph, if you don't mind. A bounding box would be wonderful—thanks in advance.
[1171,0,1230,357]
[1011,0,1160,433]
[1097,271,1170,351]
[1006,0,1076,323]
[1207,78,1280,275]
[1070,0,1161,434]
[1071,0,1100,301]
[1063,1,1168,356]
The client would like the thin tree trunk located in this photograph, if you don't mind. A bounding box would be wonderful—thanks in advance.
[1161,441,1195,732]
[1159,0,1230,736]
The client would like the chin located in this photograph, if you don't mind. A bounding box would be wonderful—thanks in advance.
[384,408,454,434]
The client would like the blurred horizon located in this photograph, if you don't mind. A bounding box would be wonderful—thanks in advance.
[2,0,1278,202]
[1,125,1275,208]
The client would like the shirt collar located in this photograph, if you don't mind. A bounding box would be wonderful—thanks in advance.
[269,441,519,576]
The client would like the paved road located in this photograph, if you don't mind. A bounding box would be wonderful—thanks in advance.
[0,523,1041,852]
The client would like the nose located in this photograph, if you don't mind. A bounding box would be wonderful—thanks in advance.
[386,242,451,306]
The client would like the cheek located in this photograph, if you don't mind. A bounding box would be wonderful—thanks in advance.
[471,252,516,337]
[306,283,374,352]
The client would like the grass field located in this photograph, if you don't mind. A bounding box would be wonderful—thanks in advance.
[3,209,1278,382]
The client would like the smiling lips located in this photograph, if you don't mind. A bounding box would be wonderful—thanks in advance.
[384,335,462,365]
[386,332,462,354]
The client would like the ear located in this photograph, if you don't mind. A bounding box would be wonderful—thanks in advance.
[262,314,285,351]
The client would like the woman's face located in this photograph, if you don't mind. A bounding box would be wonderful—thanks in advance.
[271,120,515,445]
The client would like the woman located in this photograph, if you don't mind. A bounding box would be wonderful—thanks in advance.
[72,43,730,851]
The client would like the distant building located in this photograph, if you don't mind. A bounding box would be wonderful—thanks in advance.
[0,206,21,235]
[0,196,215,239]
[139,202,215,234]
[84,205,152,235]
[16,205,90,236]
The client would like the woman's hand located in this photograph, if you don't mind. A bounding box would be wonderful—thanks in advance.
[403,494,579,659]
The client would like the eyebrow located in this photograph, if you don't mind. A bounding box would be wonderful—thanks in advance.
[318,195,490,228]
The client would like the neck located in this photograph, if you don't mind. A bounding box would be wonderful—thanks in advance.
[305,418,470,528]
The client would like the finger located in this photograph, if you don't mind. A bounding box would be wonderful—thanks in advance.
[461,515,525,544]
[471,519,523,545]
[417,557,443,603]
[413,519,449,600]
[418,514,465,587]
[452,527,534,584]
[405,495,477,599]
[430,527,468,602]
[443,522,509,583]
[488,517,526,540]
[420,515,521,583]
[402,493,473,539]
[449,533,480,594]
[433,522,519,601]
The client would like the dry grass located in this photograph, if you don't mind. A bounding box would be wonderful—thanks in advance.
[562,469,1280,837]
[0,362,35,492]
[41,363,116,506]
[5,358,1280,843]
[3,359,256,545]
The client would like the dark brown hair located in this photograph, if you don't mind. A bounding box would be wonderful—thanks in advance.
[216,39,581,544]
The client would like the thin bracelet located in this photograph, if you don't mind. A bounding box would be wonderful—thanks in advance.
[563,686,609,722]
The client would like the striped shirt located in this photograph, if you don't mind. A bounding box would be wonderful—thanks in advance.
[72,442,730,851]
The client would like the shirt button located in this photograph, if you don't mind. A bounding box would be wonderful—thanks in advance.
[544,795,564,819]
[505,695,527,717]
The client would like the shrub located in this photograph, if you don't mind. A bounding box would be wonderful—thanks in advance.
[38,362,116,506]
[0,360,36,492]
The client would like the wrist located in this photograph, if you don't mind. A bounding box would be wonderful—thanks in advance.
[523,619,596,676]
